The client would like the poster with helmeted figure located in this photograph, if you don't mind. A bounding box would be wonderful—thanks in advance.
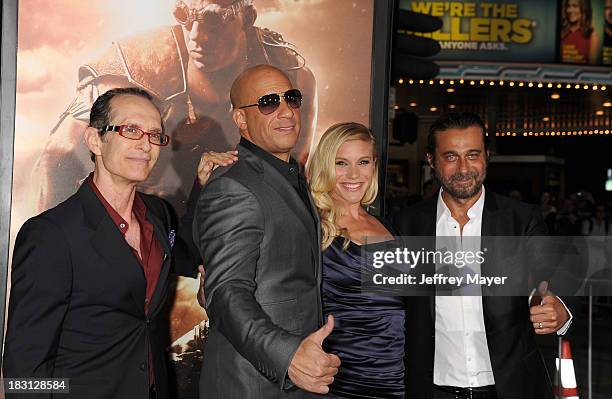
[33,0,320,215]
[9,0,376,397]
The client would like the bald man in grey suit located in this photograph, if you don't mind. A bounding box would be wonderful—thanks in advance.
[194,65,339,398]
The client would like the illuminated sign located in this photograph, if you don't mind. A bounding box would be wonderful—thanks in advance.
[401,1,557,62]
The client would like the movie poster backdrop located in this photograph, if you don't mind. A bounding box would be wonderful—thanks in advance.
[7,0,380,397]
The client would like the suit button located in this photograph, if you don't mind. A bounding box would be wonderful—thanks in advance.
[140,363,146,371]
[146,318,151,325]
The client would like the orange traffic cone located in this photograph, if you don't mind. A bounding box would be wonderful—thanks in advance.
[554,339,579,399]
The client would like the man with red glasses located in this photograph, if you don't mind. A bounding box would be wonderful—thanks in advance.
[31,0,316,216]
[194,65,338,398]
[4,88,202,399]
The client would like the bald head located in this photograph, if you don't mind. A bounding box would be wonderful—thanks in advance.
[229,64,300,161]
[230,65,291,108]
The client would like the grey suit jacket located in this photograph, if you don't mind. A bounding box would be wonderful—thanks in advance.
[194,144,323,398]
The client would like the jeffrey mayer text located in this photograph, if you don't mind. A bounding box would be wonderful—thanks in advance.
[372,273,508,287]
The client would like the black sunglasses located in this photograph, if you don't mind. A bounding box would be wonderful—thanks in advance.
[238,89,303,115]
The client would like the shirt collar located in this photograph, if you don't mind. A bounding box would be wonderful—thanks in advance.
[436,186,486,223]
[239,137,300,179]
[86,172,148,235]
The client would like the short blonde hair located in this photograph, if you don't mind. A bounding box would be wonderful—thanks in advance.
[306,122,378,250]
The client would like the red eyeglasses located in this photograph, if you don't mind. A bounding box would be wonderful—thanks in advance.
[101,125,170,146]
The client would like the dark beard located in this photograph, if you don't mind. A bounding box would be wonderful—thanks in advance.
[435,170,485,200]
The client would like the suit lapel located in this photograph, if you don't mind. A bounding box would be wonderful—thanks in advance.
[405,196,439,322]
[307,188,322,283]
[420,196,438,236]
[79,184,146,314]
[480,192,500,325]
[144,205,172,317]
[240,146,319,257]
[481,191,499,237]
[263,166,317,246]
[421,197,438,323]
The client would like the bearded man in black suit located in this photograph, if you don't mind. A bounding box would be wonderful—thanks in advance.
[394,112,573,399]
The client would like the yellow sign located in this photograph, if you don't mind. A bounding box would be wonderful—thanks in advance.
[401,1,555,61]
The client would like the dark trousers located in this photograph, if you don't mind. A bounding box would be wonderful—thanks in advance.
[433,385,498,399]
[434,388,456,399]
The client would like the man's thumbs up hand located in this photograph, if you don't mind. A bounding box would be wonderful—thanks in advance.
[311,314,335,346]
[288,315,341,394]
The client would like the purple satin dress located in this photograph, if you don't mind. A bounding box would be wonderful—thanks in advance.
[322,236,406,398]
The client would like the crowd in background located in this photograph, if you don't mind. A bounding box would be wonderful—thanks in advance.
[534,190,611,237]
[387,180,611,238]
[387,182,612,310]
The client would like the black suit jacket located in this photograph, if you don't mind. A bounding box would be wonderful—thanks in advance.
[3,182,199,399]
[393,191,555,399]
[194,144,322,398]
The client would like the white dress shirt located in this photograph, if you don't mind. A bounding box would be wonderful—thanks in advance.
[434,187,495,387]
[433,187,572,388]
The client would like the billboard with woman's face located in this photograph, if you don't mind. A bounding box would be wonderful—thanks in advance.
[560,0,605,64]
[602,0,612,63]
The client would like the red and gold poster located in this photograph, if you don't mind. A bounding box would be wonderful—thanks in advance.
[9,0,377,396]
